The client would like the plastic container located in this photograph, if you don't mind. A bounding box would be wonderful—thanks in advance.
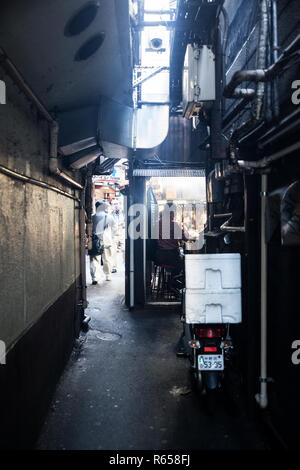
[185,253,241,291]
[185,289,242,324]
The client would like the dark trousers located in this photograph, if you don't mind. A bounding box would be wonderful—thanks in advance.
[154,248,183,276]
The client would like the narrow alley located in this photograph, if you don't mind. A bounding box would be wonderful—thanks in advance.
[36,256,268,451]
[1,0,300,455]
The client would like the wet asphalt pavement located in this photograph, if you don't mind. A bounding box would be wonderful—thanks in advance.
[36,257,269,450]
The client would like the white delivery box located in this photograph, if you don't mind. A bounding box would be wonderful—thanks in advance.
[184,289,242,324]
[184,253,242,324]
[185,253,241,290]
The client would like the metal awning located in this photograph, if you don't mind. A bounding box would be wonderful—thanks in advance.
[133,168,205,177]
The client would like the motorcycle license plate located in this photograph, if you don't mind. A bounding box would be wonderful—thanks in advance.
[198,354,224,371]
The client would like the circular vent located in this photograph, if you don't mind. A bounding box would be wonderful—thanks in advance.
[150,37,163,49]
[75,33,105,61]
[65,1,100,37]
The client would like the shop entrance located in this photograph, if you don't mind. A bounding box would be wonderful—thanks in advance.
[145,176,206,305]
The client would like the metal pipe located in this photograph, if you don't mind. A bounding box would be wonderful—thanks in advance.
[223,32,300,100]
[223,69,265,99]
[0,48,54,124]
[129,161,135,309]
[256,173,268,409]
[213,139,300,179]
[226,0,269,161]
[221,6,229,54]
[0,47,84,190]
[1,48,88,331]
[85,171,93,251]
[220,220,246,232]
[220,5,230,117]
[223,0,268,103]
[79,187,88,310]
[211,26,226,159]
[267,31,300,76]
[271,0,280,118]
[213,213,232,218]
[0,164,80,202]
[237,140,300,168]
[265,0,273,122]
[255,0,269,120]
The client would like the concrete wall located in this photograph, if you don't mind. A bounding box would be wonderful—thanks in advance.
[0,69,81,350]
[0,60,84,449]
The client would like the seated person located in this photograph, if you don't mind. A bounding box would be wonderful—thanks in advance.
[154,202,189,275]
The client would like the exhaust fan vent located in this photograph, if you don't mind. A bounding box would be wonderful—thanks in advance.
[150,38,163,49]
[65,1,100,37]
[75,33,105,61]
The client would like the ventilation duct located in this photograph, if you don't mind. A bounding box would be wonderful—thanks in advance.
[98,97,169,158]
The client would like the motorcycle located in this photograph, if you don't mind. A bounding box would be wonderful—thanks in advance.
[173,250,240,410]
[187,323,234,395]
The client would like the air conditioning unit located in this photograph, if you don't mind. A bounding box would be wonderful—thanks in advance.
[182,44,216,119]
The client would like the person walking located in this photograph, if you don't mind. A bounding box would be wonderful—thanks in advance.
[89,200,116,284]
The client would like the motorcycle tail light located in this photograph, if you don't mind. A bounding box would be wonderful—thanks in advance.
[204,346,217,352]
[195,327,224,339]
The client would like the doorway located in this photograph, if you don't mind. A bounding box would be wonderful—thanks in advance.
[145,176,207,304]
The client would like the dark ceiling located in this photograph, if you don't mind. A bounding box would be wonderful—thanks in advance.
[0,0,132,112]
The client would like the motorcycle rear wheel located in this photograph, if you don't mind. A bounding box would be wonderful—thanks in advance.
[190,368,204,395]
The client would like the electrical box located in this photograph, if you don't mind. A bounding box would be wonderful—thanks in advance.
[182,44,216,119]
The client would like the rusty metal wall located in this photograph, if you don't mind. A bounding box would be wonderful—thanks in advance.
[0,68,81,350]
[155,115,207,165]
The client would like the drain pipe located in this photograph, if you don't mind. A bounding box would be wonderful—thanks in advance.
[255,0,269,121]
[128,159,135,309]
[129,228,135,309]
[211,26,226,159]
[225,0,269,162]
[271,0,280,118]
[79,186,88,311]
[221,6,229,55]
[256,173,269,409]
[0,47,83,190]
[85,170,94,251]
